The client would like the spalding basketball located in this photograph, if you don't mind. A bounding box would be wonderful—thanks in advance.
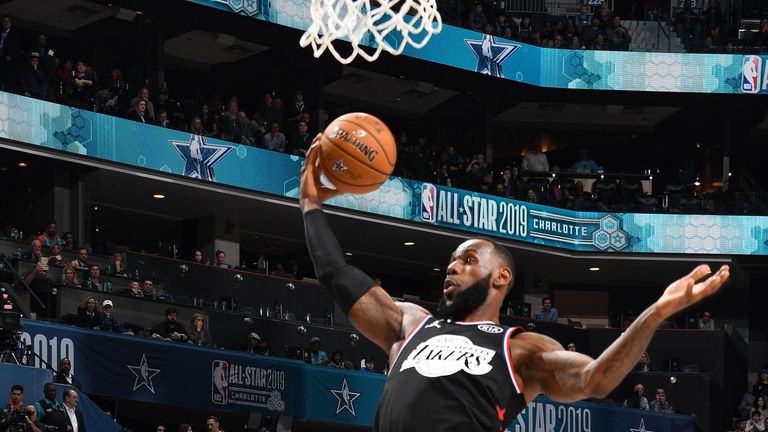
[319,112,397,194]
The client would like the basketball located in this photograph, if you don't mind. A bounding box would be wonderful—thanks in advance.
[319,112,397,194]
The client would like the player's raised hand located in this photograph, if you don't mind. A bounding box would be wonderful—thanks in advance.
[654,264,729,320]
[300,134,342,212]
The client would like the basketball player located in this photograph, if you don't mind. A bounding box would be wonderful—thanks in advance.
[300,139,729,431]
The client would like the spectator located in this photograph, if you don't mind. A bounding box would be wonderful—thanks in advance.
[329,350,345,368]
[155,426,166,432]
[747,410,764,432]
[751,19,768,48]
[482,22,495,35]
[34,383,67,432]
[68,60,95,110]
[699,311,715,329]
[755,395,767,422]
[564,18,578,42]
[75,296,101,329]
[581,16,603,47]
[23,239,43,263]
[257,93,281,126]
[21,52,47,99]
[2,384,24,421]
[124,280,143,297]
[155,89,181,127]
[309,336,329,365]
[99,300,127,334]
[156,109,170,128]
[206,416,223,432]
[52,357,81,389]
[700,35,717,53]
[525,188,539,204]
[128,87,155,121]
[574,4,593,29]
[61,232,75,251]
[219,97,239,141]
[71,247,89,270]
[606,16,632,51]
[199,104,218,137]
[24,262,57,319]
[61,389,84,432]
[190,116,204,135]
[250,112,267,148]
[105,68,128,115]
[235,111,255,145]
[126,99,149,124]
[502,167,524,198]
[649,388,673,412]
[188,313,212,346]
[436,163,454,187]
[468,3,487,31]
[178,425,192,432]
[84,263,104,291]
[534,297,558,322]
[0,16,22,92]
[213,250,231,269]
[285,89,306,130]
[569,35,584,49]
[755,370,768,399]
[592,33,608,50]
[636,351,653,372]
[288,120,312,156]
[361,356,376,373]
[701,0,724,34]
[597,1,613,25]
[566,342,577,352]
[675,0,700,44]
[192,250,205,265]
[521,144,549,173]
[732,418,748,432]
[264,121,286,152]
[245,332,260,354]
[518,16,535,44]
[157,307,188,342]
[571,149,599,173]
[142,279,155,298]
[46,244,63,265]
[623,383,650,410]
[495,14,510,37]
[108,253,127,276]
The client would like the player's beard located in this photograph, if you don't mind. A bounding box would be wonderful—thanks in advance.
[436,274,491,321]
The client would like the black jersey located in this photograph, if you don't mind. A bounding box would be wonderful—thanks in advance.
[375,315,526,432]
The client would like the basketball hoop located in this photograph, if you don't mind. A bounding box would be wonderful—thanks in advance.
[299,0,442,64]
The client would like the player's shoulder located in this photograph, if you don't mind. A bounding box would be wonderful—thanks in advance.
[508,330,563,354]
[395,301,431,339]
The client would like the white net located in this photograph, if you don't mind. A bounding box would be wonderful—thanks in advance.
[299,0,442,64]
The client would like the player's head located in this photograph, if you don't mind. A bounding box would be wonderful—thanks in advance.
[437,238,515,320]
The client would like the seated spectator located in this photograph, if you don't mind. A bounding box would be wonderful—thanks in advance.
[605,16,631,51]
[699,311,715,329]
[675,0,700,43]
[569,35,584,49]
[574,4,593,29]
[245,332,260,354]
[701,0,724,34]
[99,300,128,333]
[156,109,170,128]
[755,370,768,399]
[328,350,345,368]
[52,357,81,389]
[212,250,231,269]
[636,351,653,372]
[649,388,673,412]
[22,239,43,263]
[45,244,64,266]
[128,87,155,121]
[188,313,213,346]
[361,356,376,373]
[566,342,577,352]
[570,149,599,173]
[264,121,286,152]
[518,16,535,44]
[755,395,767,422]
[309,337,329,365]
[534,297,558,321]
[126,99,150,124]
[192,250,205,265]
[60,263,81,287]
[592,33,609,50]
[34,221,62,248]
[199,104,218,137]
[288,120,312,156]
[752,19,768,48]
[70,247,90,269]
[23,262,57,319]
[124,280,143,297]
[61,232,75,251]
[142,279,156,299]
[190,116,204,136]
[700,35,717,53]
[236,111,255,145]
[156,307,188,342]
[581,16,603,47]
[468,3,487,31]
[108,253,127,276]
[501,167,524,199]
[84,263,105,291]
[525,188,539,204]
[495,13,510,36]
[521,144,549,173]
[436,163,454,187]
[75,296,101,329]
[258,93,281,126]
[731,418,748,432]
[623,383,650,410]
[746,410,765,431]
[597,1,613,25]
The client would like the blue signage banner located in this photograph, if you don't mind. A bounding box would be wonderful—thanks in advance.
[2,91,768,255]
[188,0,768,95]
[19,320,693,431]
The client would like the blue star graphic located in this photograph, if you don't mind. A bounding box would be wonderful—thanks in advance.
[127,353,161,394]
[170,135,234,182]
[465,35,520,78]
[330,378,361,416]
[629,418,655,432]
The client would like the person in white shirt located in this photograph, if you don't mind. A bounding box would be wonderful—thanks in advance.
[62,389,85,432]
[698,311,715,330]
[521,144,549,173]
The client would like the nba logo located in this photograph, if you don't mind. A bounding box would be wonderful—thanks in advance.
[742,55,761,93]
[421,183,437,222]
[211,360,228,404]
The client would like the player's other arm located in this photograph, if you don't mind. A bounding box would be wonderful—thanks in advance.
[300,137,411,352]
[516,265,729,403]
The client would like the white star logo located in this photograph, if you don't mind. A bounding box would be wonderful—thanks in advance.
[330,378,361,416]
[332,159,347,173]
[127,354,161,394]
[629,418,655,432]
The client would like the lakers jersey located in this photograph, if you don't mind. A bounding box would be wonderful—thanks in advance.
[375,315,526,431]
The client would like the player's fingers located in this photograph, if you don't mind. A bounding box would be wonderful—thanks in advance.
[687,264,711,283]
[697,265,729,296]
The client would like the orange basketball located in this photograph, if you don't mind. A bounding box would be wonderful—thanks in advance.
[319,112,397,194]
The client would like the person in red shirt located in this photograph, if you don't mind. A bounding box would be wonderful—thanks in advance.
[5,385,24,413]
[34,221,62,248]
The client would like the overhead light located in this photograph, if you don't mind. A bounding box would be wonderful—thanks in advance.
[153,194,166,199]
[693,181,701,186]
[589,267,600,271]
[433,267,441,271]
[344,252,353,256]
[403,241,415,246]
[17,162,28,168]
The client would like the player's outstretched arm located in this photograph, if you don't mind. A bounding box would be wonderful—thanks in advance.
[300,138,406,352]
[514,265,729,403]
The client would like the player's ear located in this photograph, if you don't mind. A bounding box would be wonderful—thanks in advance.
[494,266,513,291]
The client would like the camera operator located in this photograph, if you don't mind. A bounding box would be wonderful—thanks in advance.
[1,385,40,432]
